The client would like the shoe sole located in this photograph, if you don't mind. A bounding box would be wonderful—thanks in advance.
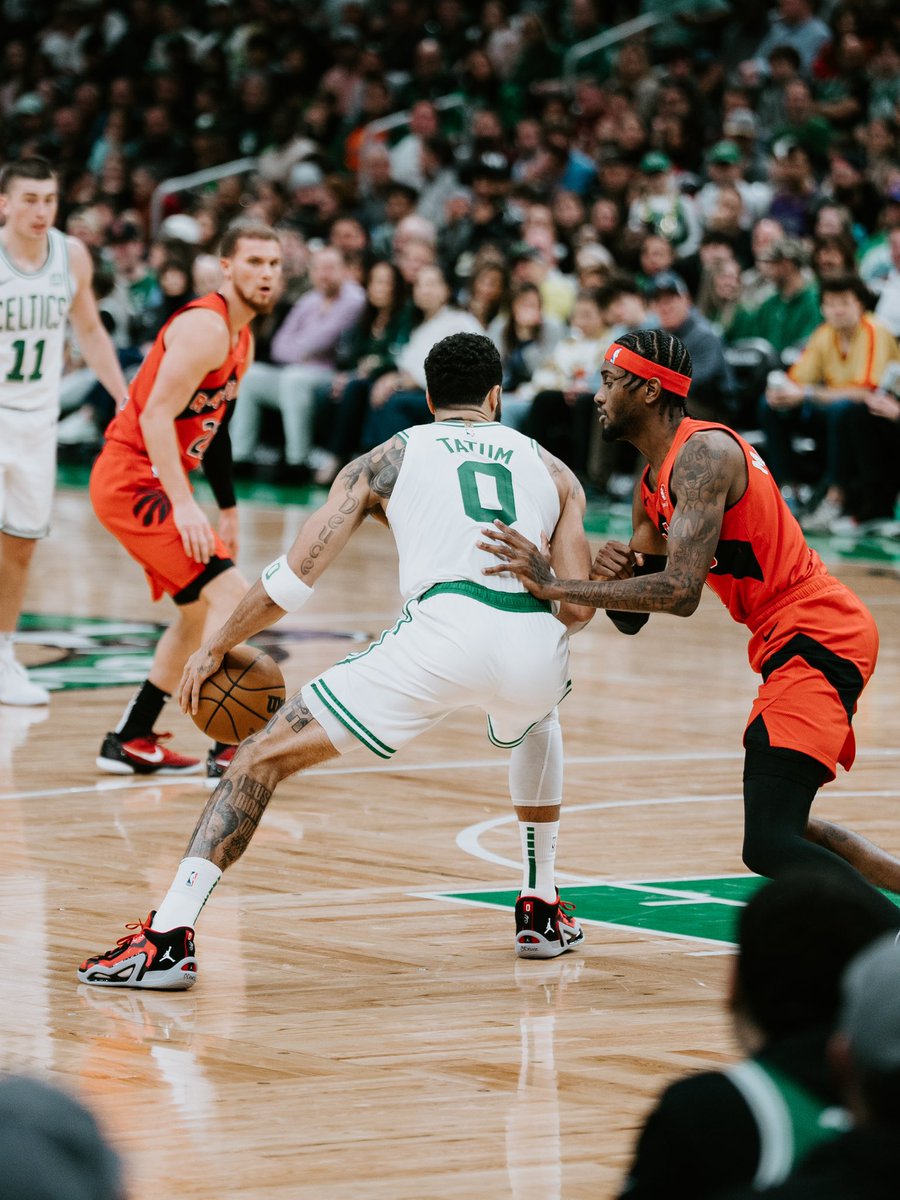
[515,927,584,959]
[95,757,203,776]
[76,959,198,990]
[0,694,50,707]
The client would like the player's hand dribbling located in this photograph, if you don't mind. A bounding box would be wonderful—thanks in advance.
[591,541,643,581]
[179,642,224,716]
[173,498,217,564]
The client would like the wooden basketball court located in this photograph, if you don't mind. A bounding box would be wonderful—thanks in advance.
[2,484,898,1199]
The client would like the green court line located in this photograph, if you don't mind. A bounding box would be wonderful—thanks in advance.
[431,876,900,945]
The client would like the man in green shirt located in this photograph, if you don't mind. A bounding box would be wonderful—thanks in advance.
[728,237,821,355]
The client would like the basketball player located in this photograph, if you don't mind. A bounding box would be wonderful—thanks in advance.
[0,157,128,706]
[91,221,282,778]
[482,329,900,922]
[77,332,594,988]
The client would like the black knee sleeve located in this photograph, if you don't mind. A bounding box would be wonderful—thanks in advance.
[742,745,827,878]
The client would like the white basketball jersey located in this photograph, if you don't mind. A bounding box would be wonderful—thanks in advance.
[0,228,74,413]
[387,420,561,601]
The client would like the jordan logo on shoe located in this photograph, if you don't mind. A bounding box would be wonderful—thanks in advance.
[159,947,175,964]
[544,918,555,936]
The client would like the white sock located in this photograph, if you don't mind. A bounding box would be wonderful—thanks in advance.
[518,820,560,902]
[151,857,222,932]
[510,710,563,903]
[0,635,14,662]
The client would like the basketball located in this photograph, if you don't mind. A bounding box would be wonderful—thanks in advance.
[192,645,286,744]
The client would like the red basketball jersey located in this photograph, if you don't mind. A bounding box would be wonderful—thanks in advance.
[640,418,829,626]
[103,292,251,473]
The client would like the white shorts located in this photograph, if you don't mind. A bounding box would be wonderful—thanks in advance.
[0,407,57,539]
[302,584,572,759]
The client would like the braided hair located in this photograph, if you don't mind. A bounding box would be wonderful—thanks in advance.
[612,329,693,414]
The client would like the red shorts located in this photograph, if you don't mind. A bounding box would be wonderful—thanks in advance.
[745,577,879,781]
[90,441,232,603]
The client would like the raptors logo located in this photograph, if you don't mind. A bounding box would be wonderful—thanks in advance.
[132,488,172,526]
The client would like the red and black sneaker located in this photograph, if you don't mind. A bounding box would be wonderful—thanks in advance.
[96,731,202,776]
[515,892,584,959]
[206,744,236,786]
[76,913,197,990]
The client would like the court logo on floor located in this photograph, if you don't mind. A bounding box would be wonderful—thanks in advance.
[16,613,368,692]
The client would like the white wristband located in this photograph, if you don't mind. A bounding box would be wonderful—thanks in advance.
[261,555,313,612]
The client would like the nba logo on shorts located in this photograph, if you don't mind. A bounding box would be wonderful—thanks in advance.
[185,871,198,888]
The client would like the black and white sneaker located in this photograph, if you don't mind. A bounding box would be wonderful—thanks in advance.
[77,913,197,990]
[515,892,584,959]
[205,744,235,787]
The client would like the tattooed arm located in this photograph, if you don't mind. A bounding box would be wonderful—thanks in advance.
[482,431,740,616]
[180,437,406,712]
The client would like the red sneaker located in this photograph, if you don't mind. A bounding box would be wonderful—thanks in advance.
[77,912,197,990]
[96,731,202,775]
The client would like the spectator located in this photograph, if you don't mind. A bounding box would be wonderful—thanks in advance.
[839,368,900,533]
[723,931,900,1199]
[768,140,819,238]
[811,233,858,283]
[771,80,832,168]
[699,257,744,339]
[0,1073,125,1200]
[648,271,735,423]
[756,45,803,132]
[390,100,440,192]
[628,152,702,260]
[745,0,831,78]
[729,238,821,356]
[696,141,771,231]
[465,260,509,330]
[230,247,366,478]
[370,182,420,259]
[636,234,676,294]
[874,226,900,337]
[722,106,769,185]
[618,872,899,1200]
[417,137,460,229]
[525,287,612,479]
[361,263,482,446]
[104,217,159,348]
[506,242,574,325]
[486,281,565,425]
[762,275,900,531]
[311,259,414,486]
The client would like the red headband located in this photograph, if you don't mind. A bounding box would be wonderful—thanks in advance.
[604,344,692,397]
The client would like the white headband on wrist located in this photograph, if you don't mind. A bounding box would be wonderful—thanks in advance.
[261,555,313,612]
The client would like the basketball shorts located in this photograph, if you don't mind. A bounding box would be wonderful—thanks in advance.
[301,583,572,759]
[90,442,233,603]
[745,577,879,781]
[0,407,57,539]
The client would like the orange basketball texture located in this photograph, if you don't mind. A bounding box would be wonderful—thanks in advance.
[193,645,286,744]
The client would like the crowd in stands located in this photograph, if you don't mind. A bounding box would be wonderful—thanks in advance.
[4,0,900,531]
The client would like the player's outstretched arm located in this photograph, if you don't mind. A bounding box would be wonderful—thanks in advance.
[180,437,407,713]
[66,238,129,405]
[481,433,734,616]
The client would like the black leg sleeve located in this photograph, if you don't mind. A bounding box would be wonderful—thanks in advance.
[743,743,900,924]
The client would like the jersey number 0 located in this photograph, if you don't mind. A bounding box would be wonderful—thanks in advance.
[457,460,517,525]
